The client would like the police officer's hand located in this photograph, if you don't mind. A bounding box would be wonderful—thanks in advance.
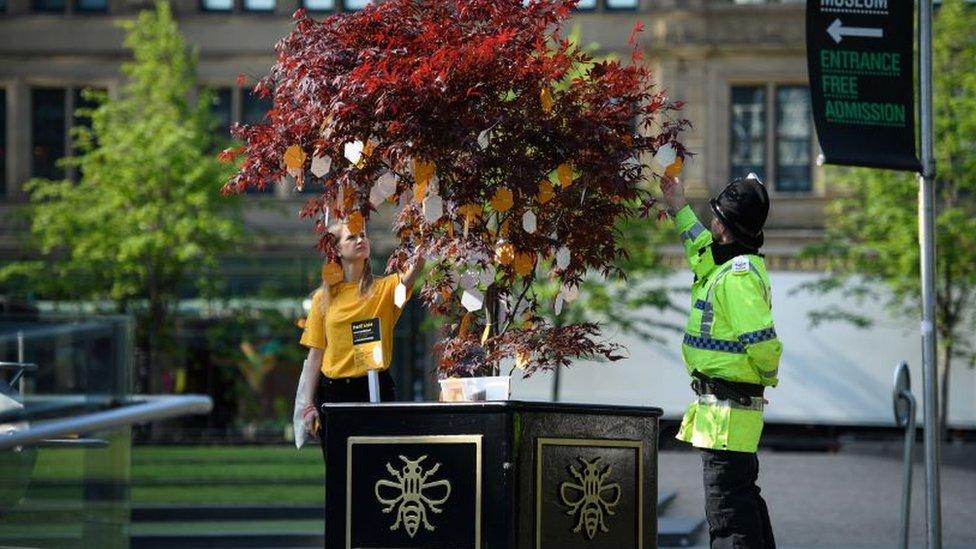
[660,175,687,215]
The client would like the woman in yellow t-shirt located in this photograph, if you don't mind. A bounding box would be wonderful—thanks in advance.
[298,220,425,432]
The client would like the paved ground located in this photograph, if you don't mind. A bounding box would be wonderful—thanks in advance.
[658,444,976,548]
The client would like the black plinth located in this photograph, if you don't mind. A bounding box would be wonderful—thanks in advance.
[320,400,662,549]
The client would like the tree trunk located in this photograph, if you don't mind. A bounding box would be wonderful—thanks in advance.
[550,366,561,402]
[939,342,952,442]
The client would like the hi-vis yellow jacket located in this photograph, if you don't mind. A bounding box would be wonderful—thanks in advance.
[673,206,782,453]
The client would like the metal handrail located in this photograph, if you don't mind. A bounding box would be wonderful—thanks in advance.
[0,362,38,371]
[0,322,120,345]
[0,361,38,386]
[0,394,212,450]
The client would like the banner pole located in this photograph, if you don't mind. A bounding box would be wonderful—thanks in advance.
[917,0,941,546]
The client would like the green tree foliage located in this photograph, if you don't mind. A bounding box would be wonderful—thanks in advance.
[1,1,241,391]
[799,0,976,432]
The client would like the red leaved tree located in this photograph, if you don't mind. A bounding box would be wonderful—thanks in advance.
[223,0,688,378]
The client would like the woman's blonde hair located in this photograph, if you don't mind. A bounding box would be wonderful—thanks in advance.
[316,220,375,316]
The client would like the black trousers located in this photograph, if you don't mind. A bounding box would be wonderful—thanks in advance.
[701,448,775,549]
[313,371,396,460]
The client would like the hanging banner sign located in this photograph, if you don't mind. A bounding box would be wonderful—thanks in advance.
[806,0,921,172]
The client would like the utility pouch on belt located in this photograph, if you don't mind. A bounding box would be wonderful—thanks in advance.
[691,370,764,407]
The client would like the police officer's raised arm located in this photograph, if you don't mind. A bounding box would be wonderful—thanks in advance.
[660,176,712,269]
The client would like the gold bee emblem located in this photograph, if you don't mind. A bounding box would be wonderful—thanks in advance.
[558,456,622,539]
[374,455,452,538]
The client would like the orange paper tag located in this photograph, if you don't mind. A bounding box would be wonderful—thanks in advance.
[495,241,515,266]
[490,187,514,213]
[459,312,473,337]
[540,87,554,114]
[346,211,365,234]
[284,145,306,170]
[513,252,535,277]
[556,163,574,188]
[322,262,343,286]
[413,159,435,187]
[665,156,684,178]
[537,180,554,204]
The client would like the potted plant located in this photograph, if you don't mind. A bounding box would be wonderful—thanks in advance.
[222,0,686,393]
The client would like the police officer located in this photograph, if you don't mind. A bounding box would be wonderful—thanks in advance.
[660,174,782,548]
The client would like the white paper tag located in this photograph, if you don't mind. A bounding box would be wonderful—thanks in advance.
[477,128,491,150]
[654,143,676,168]
[344,140,364,165]
[556,246,571,270]
[369,184,386,207]
[423,194,443,223]
[310,155,332,178]
[522,210,537,234]
[394,283,407,308]
[372,345,384,366]
[377,171,397,195]
[461,289,484,312]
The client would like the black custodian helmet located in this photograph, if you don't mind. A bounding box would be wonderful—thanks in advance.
[709,174,770,249]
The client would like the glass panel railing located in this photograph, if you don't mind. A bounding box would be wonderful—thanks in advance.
[0,315,216,548]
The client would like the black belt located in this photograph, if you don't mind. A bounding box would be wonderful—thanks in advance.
[691,370,764,407]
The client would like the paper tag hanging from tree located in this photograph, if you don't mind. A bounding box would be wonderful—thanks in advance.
[555,246,571,270]
[490,187,513,213]
[461,288,484,312]
[394,282,407,308]
[343,141,364,165]
[310,154,332,178]
[477,129,491,150]
[322,262,343,286]
[347,211,365,234]
[284,145,306,178]
[522,210,537,234]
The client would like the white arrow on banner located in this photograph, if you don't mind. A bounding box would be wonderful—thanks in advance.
[827,18,884,44]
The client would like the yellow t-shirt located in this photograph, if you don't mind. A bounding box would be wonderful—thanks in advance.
[300,273,410,379]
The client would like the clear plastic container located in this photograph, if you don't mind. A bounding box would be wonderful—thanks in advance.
[460,376,511,401]
[438,378,466,402]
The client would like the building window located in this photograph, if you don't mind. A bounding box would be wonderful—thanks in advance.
[0,89,6,195]
[32,88,67,180]
[242,89,277,194]
[75,0,107,12]
[775,86,812,192]
[730,86,766,182]
[302,0,333,10]
[243,0,275,11]
[730,84,813,192]
[209,87,233,148]
[32,0,65,12]
[343,0,369,11]
[575,0,597,10]
[201,0,233,11]
[0,0,7,12]
[241,89,271,127]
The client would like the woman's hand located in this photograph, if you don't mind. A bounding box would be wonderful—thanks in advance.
[401,247,427,290]
[302,404,318,433]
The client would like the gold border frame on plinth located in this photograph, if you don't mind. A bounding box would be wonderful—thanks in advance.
[346,434,483,549]
[535,437,644,549]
